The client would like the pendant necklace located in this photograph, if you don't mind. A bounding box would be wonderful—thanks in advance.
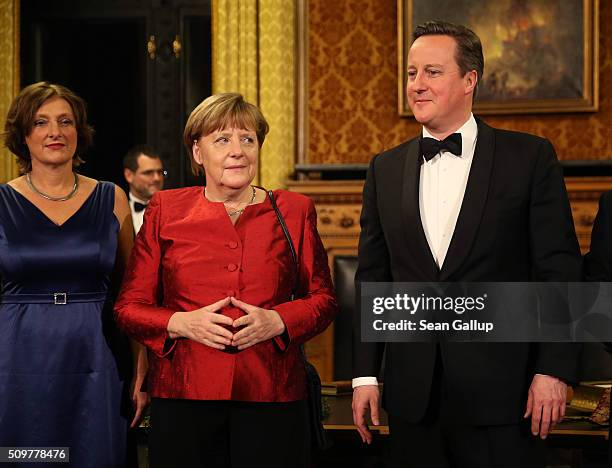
[226,186,257,217]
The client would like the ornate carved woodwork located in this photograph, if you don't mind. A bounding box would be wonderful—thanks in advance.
[288,177,612,381]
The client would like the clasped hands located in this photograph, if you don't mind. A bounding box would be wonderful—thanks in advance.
[167,297,286,350]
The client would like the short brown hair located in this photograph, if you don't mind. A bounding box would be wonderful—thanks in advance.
[183,93,269,175]
[413,21,484,99]
[3,82,94,173]
[123,144,162,172]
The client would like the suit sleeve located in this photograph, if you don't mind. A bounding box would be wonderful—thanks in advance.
[114,193,178,357]
[272,198,338,347]
[352,155,389,378]
[528,138,582,382]
[584,192,612,281]
[584,191,612,355]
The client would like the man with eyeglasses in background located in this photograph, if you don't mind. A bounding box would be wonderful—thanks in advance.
[123,144,165,234]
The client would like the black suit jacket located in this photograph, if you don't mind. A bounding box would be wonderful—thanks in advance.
[583,191,612,460]
[585,191,612,283]
[353,118,582,425]
[583,192,612,355]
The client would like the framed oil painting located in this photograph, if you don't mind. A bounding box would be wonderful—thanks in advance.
[398,0,599,115]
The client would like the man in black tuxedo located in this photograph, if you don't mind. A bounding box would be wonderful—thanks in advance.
[583,192,612,464]
[123,144,165,234]
[351,21,582,467]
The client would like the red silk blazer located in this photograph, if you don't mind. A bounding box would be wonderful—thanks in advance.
[115,187,337,401]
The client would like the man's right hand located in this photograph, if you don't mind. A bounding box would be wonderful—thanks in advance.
[352,385,380,444]
[167,297,234,349]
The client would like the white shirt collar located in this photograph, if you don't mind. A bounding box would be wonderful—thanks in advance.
[128,192,148,206]
[421,113,478,160]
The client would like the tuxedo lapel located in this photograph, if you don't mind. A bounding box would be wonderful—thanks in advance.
[440,119,495,280]
[400,138,440,280]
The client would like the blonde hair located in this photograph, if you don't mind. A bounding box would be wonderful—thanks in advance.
[183,93,269,175]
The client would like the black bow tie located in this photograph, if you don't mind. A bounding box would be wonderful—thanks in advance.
[133,201,147,213]
[420,133,462,161]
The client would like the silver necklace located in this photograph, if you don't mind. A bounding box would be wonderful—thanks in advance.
[205,185,256,217]
[226,186,256,217]
[204,186,257,216]
[26,172,79,202]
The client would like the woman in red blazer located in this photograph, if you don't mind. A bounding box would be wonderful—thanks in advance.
[114,93,337,468]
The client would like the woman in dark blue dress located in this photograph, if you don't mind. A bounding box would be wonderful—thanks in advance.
[0,82,147,467]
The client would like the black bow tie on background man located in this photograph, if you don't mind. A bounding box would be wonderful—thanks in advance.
[420,133,462,161]
[133,201,147,213]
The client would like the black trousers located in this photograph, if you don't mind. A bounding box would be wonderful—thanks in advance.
[609,399,612,466]
[148,398,309,468]
[387,348,545,468]
[388,415,544,468]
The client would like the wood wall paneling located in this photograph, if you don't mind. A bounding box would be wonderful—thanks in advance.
[289,178,612,380]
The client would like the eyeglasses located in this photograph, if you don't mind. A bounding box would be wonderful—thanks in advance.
[139,169,168,178]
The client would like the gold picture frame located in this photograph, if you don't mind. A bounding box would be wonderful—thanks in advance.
[398,0,599,116]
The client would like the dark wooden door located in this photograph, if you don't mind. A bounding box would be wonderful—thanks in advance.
[20,0,212,189]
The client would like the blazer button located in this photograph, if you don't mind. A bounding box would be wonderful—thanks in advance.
[228,241,238,249]
[227,263,238,272]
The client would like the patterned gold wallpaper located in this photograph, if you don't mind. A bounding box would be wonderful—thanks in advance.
[0,0,19,182]
[308,0,612,163]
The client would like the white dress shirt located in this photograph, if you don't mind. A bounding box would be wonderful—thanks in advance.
[353,114,479,389]
[420,114,478,268]
[128,192,148,234]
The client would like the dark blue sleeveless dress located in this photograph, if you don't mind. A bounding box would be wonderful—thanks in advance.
[0,182,128,467]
